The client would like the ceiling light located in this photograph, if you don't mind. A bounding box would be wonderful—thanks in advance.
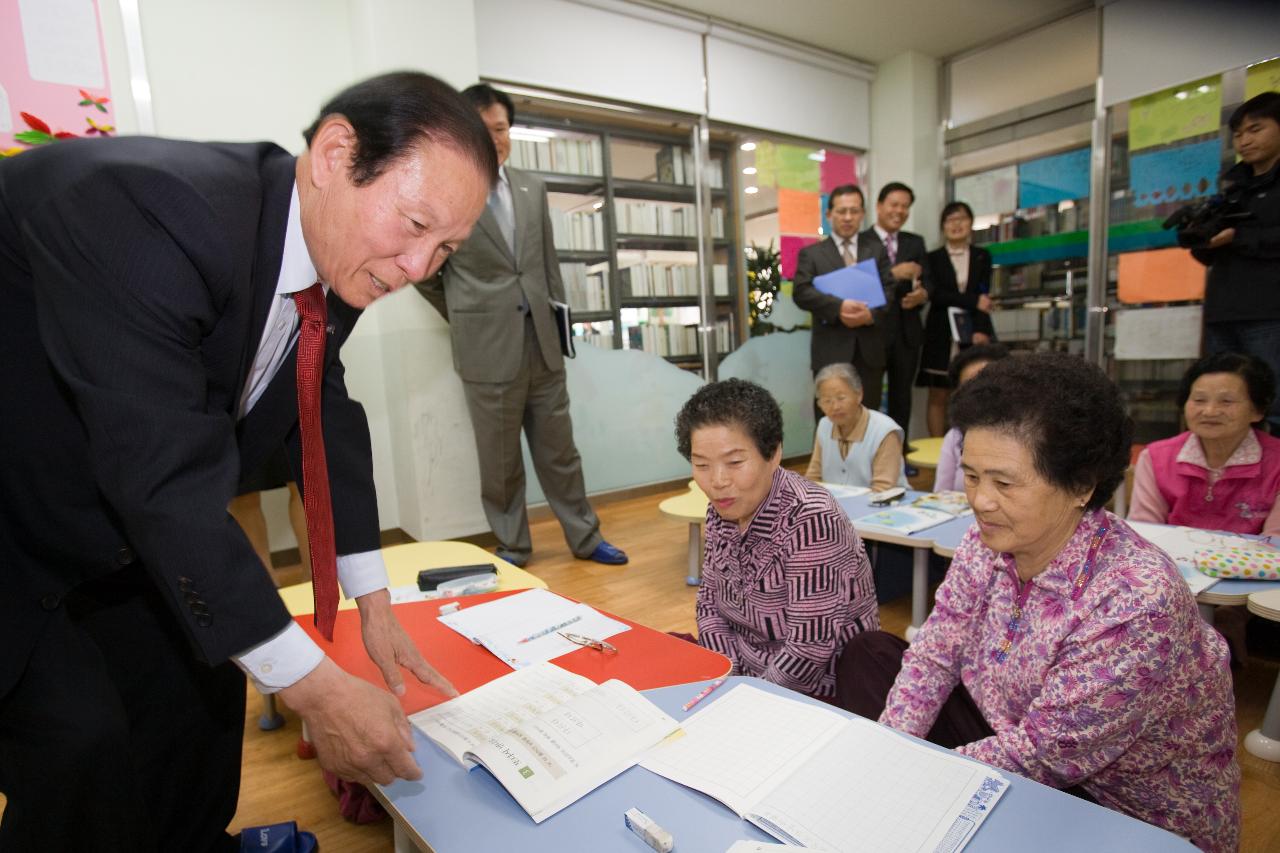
[592,201,603,210]
[1197,84,1211,94]
[742,167,757,175]
[1174,91,1188,100]
[744,186,759,194]
[740,142,756,151]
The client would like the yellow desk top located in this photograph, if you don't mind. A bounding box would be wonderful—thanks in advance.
[905,436,945,469]
[279,540,546,616]
[659,480,708,523]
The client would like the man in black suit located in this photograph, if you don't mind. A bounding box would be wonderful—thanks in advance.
[793,184,895,410]
[0,72,494,852]
[865,182,930,437]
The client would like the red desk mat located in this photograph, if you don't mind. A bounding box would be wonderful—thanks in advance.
[297,589,730,714]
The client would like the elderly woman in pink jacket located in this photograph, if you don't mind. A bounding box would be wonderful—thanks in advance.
[1129,352,1280,536]
[836,353,1240,853]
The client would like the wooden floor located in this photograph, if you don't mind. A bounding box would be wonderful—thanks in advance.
[4,480,1277,850]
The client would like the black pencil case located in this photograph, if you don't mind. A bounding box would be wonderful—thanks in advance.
[416,564,497,591]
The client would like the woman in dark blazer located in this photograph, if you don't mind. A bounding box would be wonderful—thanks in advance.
[917,201,996,436]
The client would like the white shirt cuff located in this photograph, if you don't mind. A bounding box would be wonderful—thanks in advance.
[233,621,325,693]
[337,549,390,600]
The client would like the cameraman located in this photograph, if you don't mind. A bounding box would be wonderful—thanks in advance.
[1192,90,1280,431]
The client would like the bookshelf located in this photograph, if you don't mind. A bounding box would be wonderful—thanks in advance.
[506,115,740,373]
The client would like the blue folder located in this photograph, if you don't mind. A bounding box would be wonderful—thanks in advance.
[812,258,887,308]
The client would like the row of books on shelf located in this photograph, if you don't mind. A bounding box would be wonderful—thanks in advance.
[613,200,726,239]
[655,145,725,189]
[625,318,732,358]
[507,136,603,176]
[559,263,609,312]
[550,208,605,251]
[621,262,729,298]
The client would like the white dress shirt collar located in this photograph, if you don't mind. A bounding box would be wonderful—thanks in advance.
[278,184,320,296]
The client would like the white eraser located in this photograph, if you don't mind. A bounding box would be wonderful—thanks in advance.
[624,807,674,852]
[438,602,460,615]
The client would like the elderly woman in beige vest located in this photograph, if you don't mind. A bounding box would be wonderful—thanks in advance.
[805,363,907,491]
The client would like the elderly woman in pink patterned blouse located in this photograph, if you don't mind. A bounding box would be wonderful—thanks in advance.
[835,353,1240,852]
[675,379,880,699]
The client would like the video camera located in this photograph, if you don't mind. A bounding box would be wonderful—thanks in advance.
[1161,194,1251,249]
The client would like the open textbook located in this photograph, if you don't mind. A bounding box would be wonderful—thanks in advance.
[641,684,1007,853]
[852,492,971,537]
[410,663,679,823]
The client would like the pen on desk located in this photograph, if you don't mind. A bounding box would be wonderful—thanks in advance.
[682,676,726,712]
[517,614,583,644]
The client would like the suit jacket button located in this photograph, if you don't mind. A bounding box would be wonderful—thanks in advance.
[41,594,60,611]
[116,547,136,566]
[196,614,214,627]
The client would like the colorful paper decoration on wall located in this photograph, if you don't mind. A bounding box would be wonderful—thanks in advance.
[1113,305,1203,360]
[780,235,819,280]
[1017,148,1090,209]
[1,0,114,155]
[753,141,777,188]
[1245,57,1280,101]
[1129,139,1222,207]
[1128,76,1222,152]
[777,188,821,235]
[820,151,857,194]
[1117,247,1206,304]
[776,144,820,192]
[953,165,1018,217]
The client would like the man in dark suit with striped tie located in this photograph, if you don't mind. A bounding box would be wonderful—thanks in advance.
[0,72,493,852]
[793,184,895,411]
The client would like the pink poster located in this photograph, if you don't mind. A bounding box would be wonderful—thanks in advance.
[780,235,819,281]
[1,0,114,155]
[820,151,858,194]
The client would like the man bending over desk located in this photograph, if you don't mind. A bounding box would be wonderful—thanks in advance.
[0,73,493,852]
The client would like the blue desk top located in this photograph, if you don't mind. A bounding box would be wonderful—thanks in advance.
[378,676,1193,852]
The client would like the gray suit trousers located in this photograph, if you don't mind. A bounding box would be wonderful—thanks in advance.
[460,318,601,558]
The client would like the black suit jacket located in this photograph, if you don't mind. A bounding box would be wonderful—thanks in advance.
[921,245,996,369]
[0,137,380,695]
[792,233,895,372]
[862,228,928,348]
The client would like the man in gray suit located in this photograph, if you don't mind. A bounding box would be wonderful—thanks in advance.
[417,84,626,568]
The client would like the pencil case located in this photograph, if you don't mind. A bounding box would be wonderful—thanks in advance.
[417,564,498,591]
[1194,543,1280,580]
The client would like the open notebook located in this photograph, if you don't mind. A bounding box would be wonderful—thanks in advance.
[410,663,679,823]
[641,684,1007,853]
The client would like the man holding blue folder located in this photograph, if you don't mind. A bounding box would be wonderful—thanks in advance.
[793,184,895,410]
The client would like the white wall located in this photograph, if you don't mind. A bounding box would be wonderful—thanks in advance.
[948,10,1097,127]
[1100,0,1280,106]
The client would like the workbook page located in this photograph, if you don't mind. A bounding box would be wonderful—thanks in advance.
[749,716,1008,853]
[639,684,848,817]
[469,678,680,823]
[409,662,596,767]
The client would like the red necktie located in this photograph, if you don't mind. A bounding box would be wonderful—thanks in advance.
[293,283,339,641]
